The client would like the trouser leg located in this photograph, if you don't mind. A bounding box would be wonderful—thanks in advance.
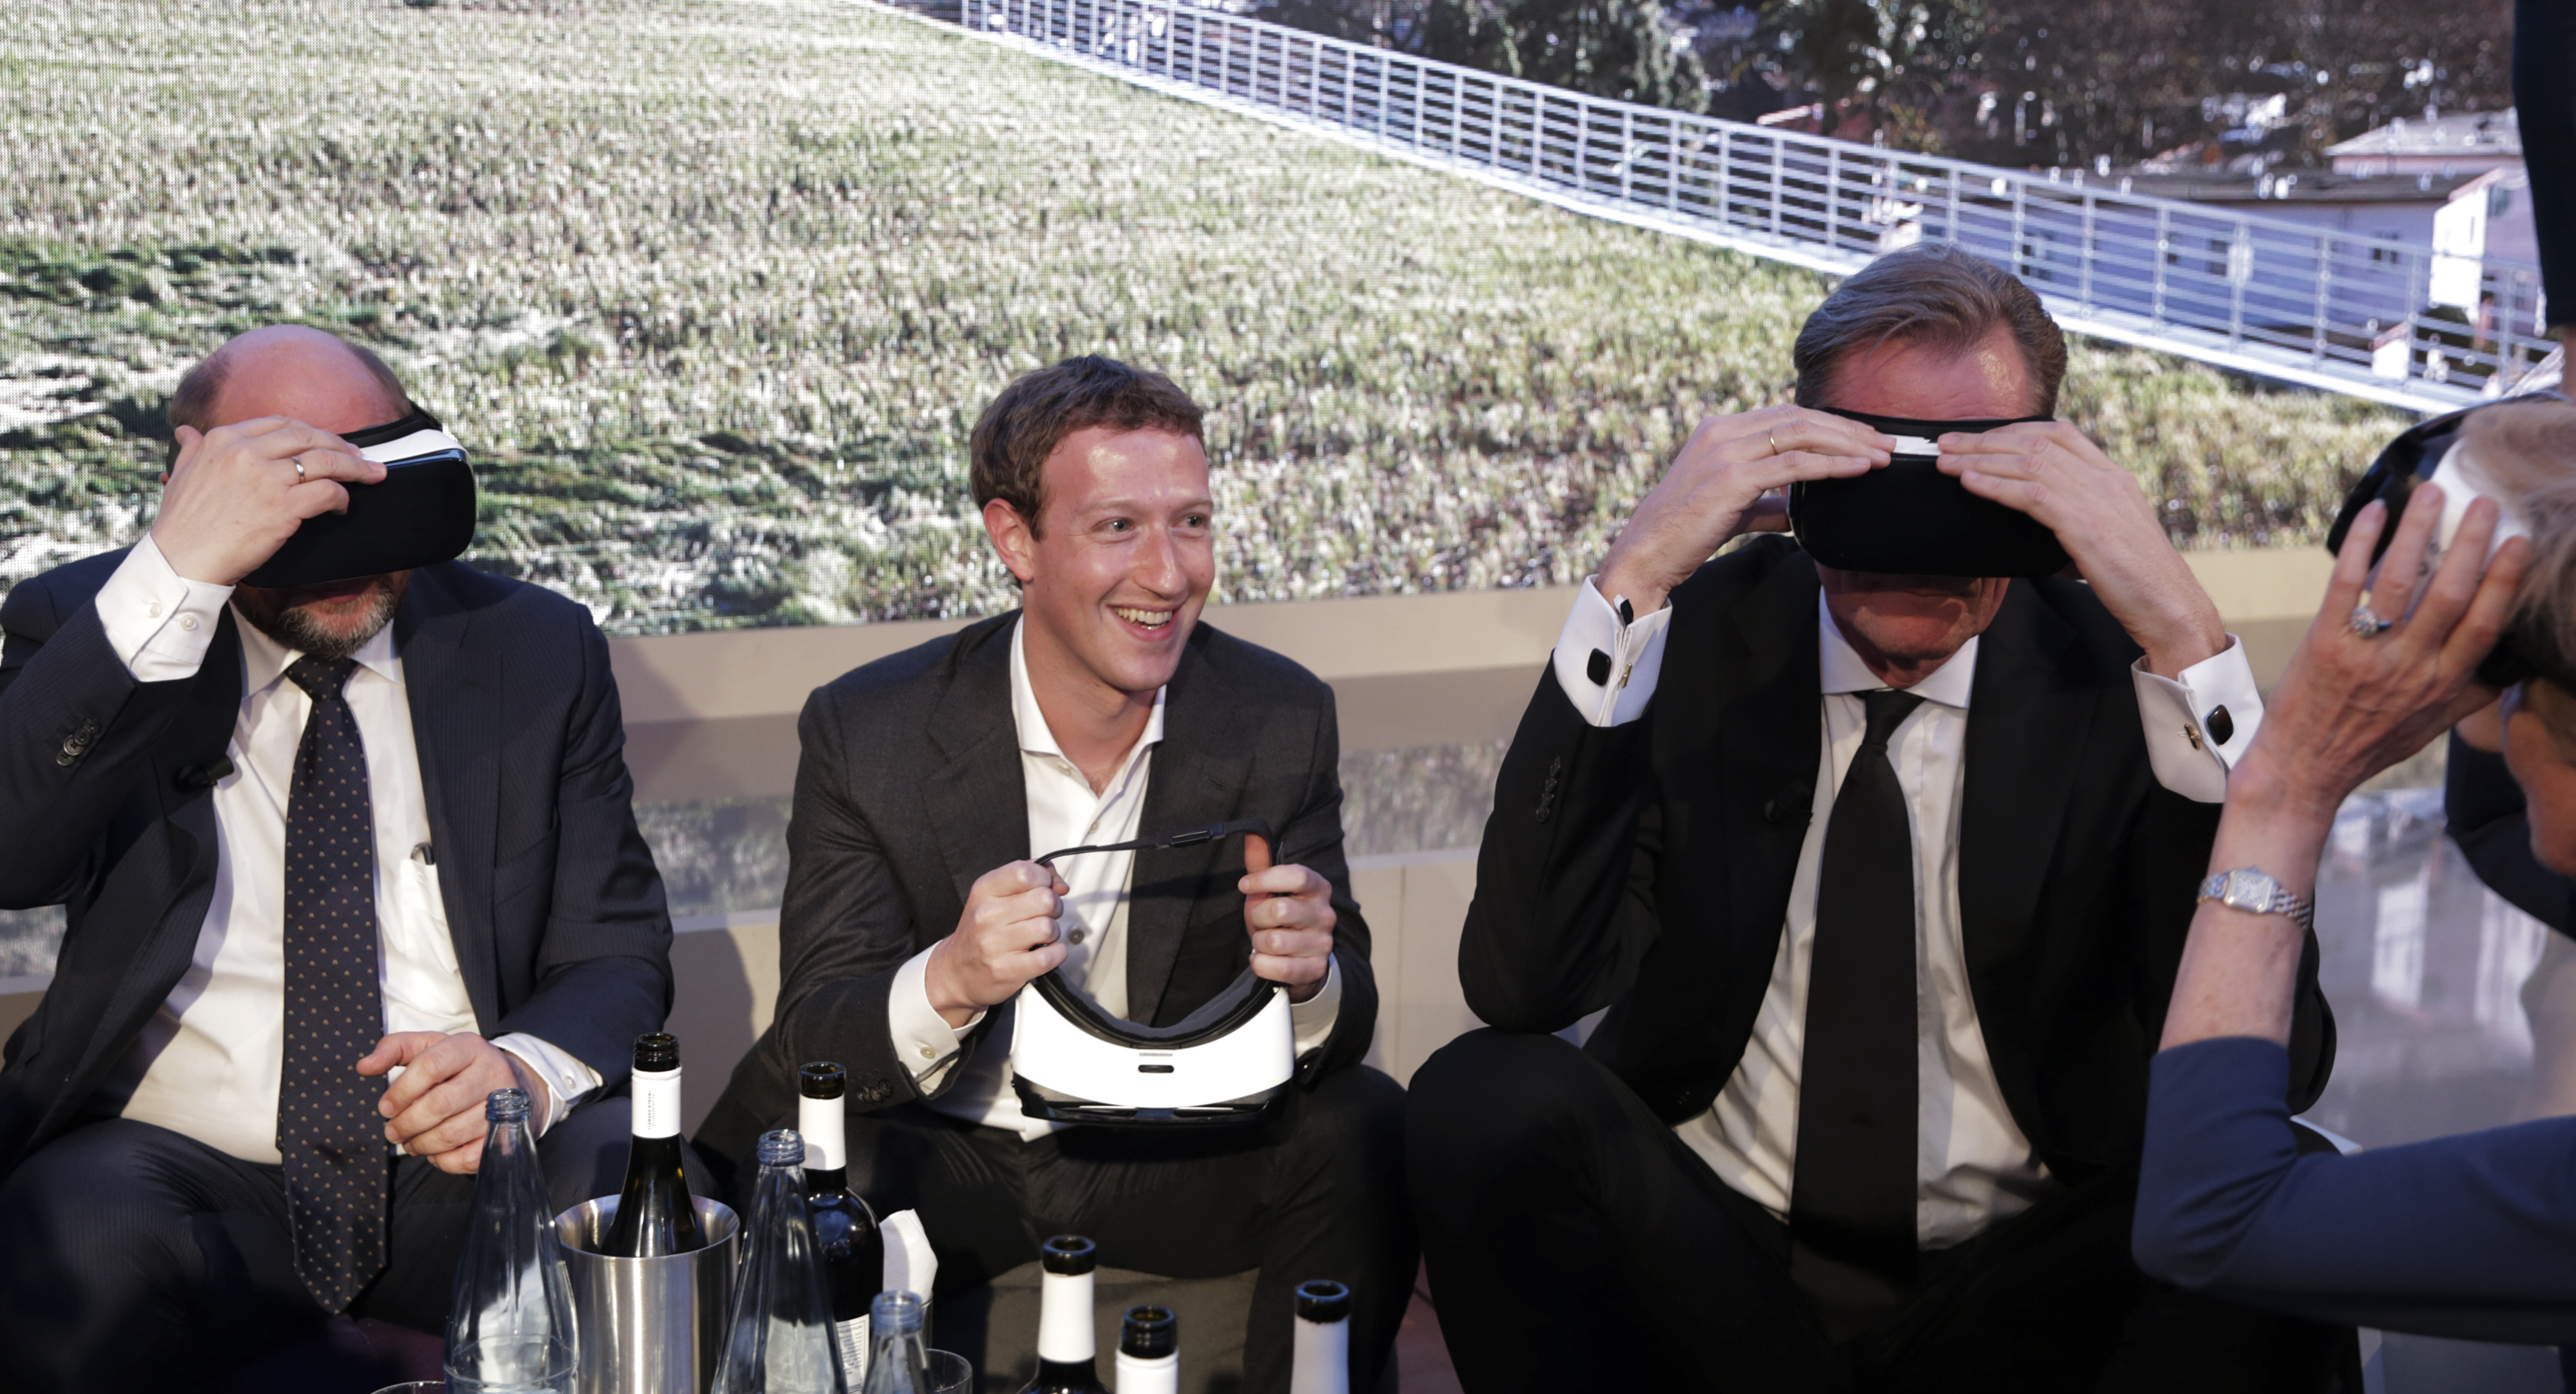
[0,1118,316,1390]
[1405,1029,1839,1394]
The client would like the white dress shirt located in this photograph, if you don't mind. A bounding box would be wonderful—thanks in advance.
[885,617,1344,1141]
[1552,574,2261,1246]
[85,536,600,1161]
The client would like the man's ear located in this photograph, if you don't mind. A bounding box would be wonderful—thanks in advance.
[983,498,1039,586]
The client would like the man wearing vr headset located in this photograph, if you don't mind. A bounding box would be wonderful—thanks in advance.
[698,355,1409,1393]
[0,326,678,1387]
[1409,244,2339,1390]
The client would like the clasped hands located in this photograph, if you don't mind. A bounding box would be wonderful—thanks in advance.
[1595,405,2226,676]
[355,1031,553,1175]
[924,857,1336,1029]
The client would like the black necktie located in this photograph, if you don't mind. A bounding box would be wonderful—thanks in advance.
[277,654,390,1313]
[1790,688,1925,1338]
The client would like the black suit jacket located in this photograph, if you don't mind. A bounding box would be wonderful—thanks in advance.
[0,551,674,1178]
[1464,537,2334,1184]
[698,611,1377,1170]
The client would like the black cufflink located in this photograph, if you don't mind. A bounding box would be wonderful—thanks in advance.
[1586,648,1613,687]
[2207,705,2234,746]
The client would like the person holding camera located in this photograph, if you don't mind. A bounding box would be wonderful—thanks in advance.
[0,326,678,1388]
[2134,395,2576,1339]
[1407,244,2343,1389]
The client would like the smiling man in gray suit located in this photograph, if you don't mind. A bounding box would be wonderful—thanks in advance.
[698,355,1412,1394]
[0,326,673,1389]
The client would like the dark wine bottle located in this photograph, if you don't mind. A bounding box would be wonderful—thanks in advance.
[1114,1304,1178,1394]
[1017,1235,1108,1394]
[604,1033,704,1256]
[800,1061,885,1381]
[1289,1280,1351,1394]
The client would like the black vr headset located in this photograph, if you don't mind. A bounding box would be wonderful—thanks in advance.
[2325,394,2576,694]
[235,408,479,589]
[1790,408,2068,577]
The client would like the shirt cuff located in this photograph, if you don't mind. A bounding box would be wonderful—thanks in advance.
[890,946,983,1081]
[493,1033,604,1136]
[2133,635,2265,804]
[1549,575,1675,727]
[94,534,233,682]
[1289,955,1344,1058]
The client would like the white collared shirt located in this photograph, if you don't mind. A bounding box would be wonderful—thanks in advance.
[885,616,1343,1141]
[85,537,599,1161]
[1552,575,2262,1245]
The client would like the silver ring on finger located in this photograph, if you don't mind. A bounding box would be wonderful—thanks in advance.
[292,455,308,481]
[2349,602,2393,638]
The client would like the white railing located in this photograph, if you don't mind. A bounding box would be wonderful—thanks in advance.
[959,0,2551,414]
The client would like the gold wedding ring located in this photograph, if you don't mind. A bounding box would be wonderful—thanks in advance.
[1768,430,1780,457]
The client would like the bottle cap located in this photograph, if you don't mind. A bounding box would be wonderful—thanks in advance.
[633,1032,679,1072]
[484,1087,531,1122]
[1293,1279,1351,1323]
[799,1061,846,1100]
[1121,1304,1177,1358]
[1040,1234,1097,1276]
[756,1128,806,1167]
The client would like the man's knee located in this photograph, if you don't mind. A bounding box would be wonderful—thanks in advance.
[1406,1027,1607,1162]
[1291,1063,1406,1159]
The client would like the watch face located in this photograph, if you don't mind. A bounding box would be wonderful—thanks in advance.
[2221,868,2278,910]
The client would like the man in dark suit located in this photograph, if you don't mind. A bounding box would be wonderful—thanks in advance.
[698,355,1411,1393]
[1408,245,2339,1390]
[0,326,674,1388]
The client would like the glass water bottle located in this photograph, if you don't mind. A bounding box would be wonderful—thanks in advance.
[443,1088,577,1394]
[860,1289,933,1394]
[712,1128,846,1394]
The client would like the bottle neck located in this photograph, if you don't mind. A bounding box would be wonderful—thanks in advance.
[1289,1315,1350,1394]
[631,1066,682,1139]
[1114,1349,1180,1394]
[1036,1267,1095,1363]
[803,1163,851,1197]
[797,1089,846,1171]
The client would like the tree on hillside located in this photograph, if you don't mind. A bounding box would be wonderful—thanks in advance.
[1417,0,1712,110]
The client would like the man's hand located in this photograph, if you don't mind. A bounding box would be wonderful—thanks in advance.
[924,860,1071,1029]
[152,417,382,585]
[1598,406,1893,616]
[1937,421,2226,677]
[358,1031,552,1175]
[1241,863,1336,1004]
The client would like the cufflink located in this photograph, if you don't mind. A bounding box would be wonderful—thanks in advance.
[1586,649,1613,687]
[2207,705,2234,746]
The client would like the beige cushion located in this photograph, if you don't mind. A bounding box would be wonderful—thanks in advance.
[933,1262,1258,1393]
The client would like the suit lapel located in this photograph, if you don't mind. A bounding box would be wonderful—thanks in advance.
[1958,582,2091,990]
[397,565,508,1028]
[1126,631,1254,1025]
[1713,553,1826,985]
[920,619,1030,927]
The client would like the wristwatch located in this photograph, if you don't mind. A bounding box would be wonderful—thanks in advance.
[2198,867,2315,932]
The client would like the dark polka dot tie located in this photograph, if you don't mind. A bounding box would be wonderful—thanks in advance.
[277,654,389,1314]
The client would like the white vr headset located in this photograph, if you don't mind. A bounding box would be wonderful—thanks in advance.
[1008,819,1298,1127]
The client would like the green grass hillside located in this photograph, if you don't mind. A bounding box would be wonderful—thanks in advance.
[0,0,2408,633]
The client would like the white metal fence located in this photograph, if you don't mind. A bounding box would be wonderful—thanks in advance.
[961,0,2551,414]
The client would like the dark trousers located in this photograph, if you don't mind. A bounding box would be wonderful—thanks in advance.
[1408,1030,2347,1394]
[0,1098,670,1392]
[843,1064,1415,1394]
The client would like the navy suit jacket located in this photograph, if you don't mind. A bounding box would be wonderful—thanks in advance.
[0,551,673,1178]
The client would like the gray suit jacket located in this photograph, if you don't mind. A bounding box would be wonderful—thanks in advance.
[697,611,1378,1172]
[0,551,674,1178]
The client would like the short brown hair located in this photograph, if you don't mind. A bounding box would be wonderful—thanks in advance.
[1792,244,2068,416]
[969,355,1205,534]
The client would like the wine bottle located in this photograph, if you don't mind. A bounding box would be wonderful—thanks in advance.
[1018,1234,1109,1394]
[1288,1280,1351,1394]
[1113,1304,1177,1394]
[604,1032,705,1256]
[444,1088,577,1393]
[712,1129,846,1394]
[802,1061,885,1381]
[860,1289,933,1394]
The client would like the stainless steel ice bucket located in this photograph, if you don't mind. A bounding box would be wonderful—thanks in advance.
[552,1195,739,1394]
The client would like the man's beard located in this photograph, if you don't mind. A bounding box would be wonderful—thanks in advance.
[233,573,408,662]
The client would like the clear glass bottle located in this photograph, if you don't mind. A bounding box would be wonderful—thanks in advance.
[802,1061,885,1381]
[443,1088,577,1394]
[860,1289,933,1394]
[1019,1234,1108,1394]
[1114,1304,1177,1394]
[604,1032,704,1256]
[712,1129,846,1394]
[1288,1280,1351,1394]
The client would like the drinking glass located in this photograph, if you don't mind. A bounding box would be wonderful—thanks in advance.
[923,1348,974,1394]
